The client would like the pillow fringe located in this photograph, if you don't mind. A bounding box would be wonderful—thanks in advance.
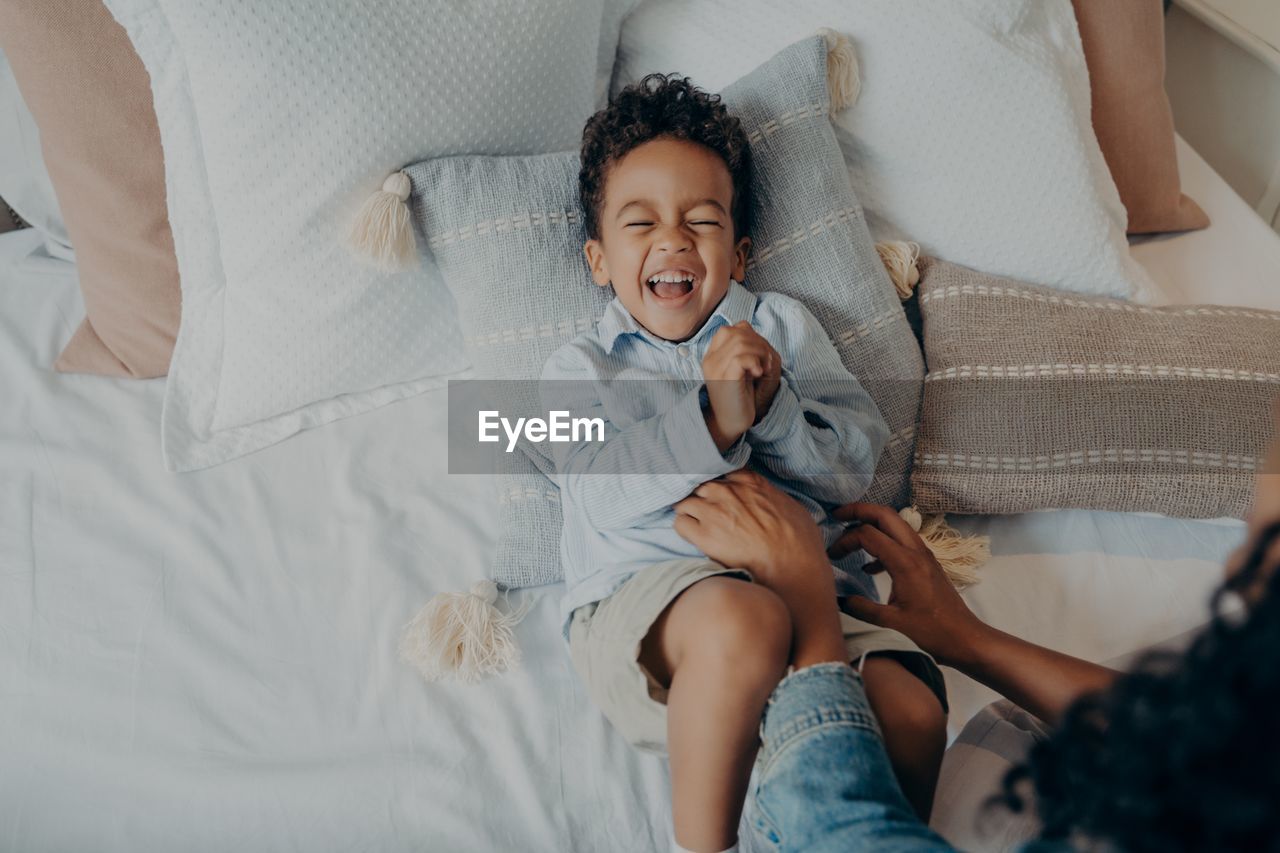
[900,506,990,588]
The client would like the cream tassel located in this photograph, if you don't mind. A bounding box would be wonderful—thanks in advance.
[876,241,921,300]
[398,580,530,684]
[819,28,861,113]
[899,506,989,589]
[348,170,417,271]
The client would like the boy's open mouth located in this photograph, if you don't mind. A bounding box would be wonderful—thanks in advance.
[645,269,698,302]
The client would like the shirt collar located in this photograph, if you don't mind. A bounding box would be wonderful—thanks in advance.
[597,280,758,353]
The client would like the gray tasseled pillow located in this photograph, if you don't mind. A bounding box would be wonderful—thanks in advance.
[407,34,921,588]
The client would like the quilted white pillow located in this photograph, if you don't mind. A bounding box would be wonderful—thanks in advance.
[615,0,1156,302]
[103,0,615,471]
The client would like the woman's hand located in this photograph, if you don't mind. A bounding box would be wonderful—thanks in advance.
[832,501,1118,723]
[675,471,847,668]
[829,503,989,670]
[674,469,825,576]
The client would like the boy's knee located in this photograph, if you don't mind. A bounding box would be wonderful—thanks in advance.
[893,688,947,746]
[862,655,947,746]
[683,578,790,678]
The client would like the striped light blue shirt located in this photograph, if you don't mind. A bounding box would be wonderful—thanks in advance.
[541,281,888,631]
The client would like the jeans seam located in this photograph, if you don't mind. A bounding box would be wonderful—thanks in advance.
[758,714,880,780]
[768,705,879,748]
[752,794,785,850]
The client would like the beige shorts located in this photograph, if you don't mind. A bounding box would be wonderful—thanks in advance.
[568,558,947,754]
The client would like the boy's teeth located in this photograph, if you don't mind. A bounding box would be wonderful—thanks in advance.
[648,272,694,283]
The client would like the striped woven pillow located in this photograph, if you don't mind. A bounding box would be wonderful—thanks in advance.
[912,258,1279,519]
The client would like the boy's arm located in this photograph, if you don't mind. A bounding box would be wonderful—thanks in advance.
[747,302,888,507]
[541,348,750,530]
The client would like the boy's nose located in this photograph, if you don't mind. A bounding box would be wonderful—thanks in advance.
[656,227,693,253]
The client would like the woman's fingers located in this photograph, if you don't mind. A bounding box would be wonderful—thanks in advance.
[826,527,862,560]
[831,502,926,551]
[839,595,891,627]
[674,495,712,520]
[673,512,701,543]
[722,469,764,485]
[827,523,914,570]
[693,480,729,501]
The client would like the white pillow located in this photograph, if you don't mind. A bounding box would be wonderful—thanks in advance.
[615,0,1155,301]
[0,50,73,261]
[595,0,644,108]
[103,0,613,471]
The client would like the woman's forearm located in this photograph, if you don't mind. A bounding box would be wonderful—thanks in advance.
[950,624,1119,725]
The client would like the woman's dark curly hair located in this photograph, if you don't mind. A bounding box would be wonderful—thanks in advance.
[1004,520,1280,851]
[579,73,752,241]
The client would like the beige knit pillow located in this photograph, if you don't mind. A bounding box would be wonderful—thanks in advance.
[912,258,1279,520]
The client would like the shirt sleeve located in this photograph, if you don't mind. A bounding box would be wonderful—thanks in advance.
[754,663,957,852]
[746,301,889,508]
[540,346,749,531]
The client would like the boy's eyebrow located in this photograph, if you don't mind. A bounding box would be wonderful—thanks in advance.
[614,198,729,220]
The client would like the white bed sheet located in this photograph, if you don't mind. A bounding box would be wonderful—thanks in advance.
[0,141,1271,851]
[1131,136,1280,310]
[0,230,672,852]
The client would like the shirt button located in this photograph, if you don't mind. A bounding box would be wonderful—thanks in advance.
[676,345,690,359]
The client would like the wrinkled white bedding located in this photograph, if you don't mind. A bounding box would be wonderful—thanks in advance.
[1,141,1273,850]
[0,229,672,851]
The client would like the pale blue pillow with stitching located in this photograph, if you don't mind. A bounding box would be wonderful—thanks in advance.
[406,34,922,589]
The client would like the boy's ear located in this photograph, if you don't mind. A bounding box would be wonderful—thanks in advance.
[584,239,611,287]
[731,236,751,281]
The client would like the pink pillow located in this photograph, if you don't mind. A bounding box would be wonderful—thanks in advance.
[1073,0,1209,235]
[0,0,179,377]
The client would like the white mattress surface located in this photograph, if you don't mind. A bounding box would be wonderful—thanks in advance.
[1131,136,1280,310]
[0,144,1271,851]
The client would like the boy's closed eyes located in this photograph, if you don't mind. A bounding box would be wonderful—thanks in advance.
[583,135,751,344]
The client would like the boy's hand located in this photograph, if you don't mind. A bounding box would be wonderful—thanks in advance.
[752,337,782,421]
[702,322,781,450]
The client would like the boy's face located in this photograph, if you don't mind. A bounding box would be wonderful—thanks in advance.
[584,137,750,342]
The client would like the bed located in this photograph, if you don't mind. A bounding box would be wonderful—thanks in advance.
[1,131,1277,851]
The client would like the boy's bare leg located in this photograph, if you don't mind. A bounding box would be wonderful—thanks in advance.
[639,576,791,853]
[860,655,947,821]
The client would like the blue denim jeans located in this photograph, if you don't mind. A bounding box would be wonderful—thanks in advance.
[752,663,954,851]
[752,663,1070,852]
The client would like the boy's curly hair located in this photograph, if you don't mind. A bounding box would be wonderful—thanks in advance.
[579,73,752,241]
